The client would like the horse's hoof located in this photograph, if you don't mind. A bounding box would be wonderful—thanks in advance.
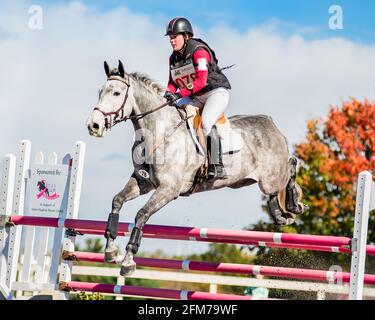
[120,262,136,277]
[120,251,136,276]
[286,218,295,225]
[104,249,118,263]
[274,215,287,226]
[104,239,119,263]
[301,203,309,213]
[274,214,296,226]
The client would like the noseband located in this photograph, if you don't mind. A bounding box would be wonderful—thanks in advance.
[93,75,170,130]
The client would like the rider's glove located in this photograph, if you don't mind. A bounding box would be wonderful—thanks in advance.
[164,91,181,106]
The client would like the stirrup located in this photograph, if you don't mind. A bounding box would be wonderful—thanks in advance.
[207,164,227,182]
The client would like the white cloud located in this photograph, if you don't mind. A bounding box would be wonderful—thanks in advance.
[1,1,375,254]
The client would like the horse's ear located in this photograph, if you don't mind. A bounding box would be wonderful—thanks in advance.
[118,60,125,78]
[104,61,110,78]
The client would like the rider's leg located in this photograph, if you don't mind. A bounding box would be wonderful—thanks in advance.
[206,125,227,180]
[200,88,230,136]
[176,96,207,151]
[199,88,230,181]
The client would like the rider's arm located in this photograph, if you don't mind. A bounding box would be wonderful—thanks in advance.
[166,57,177,93]
[178,48,211,97]
[167,72,177,93]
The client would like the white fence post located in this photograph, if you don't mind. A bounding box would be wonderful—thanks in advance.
[209,283,218,294]
[5,140,31,295]
[20,152,45,290]
[58,141,86,297]
[316,290,326,300]
[0,154,16,299]
[34,152,58,284]
[349,171,374,300]
[116,277,125,300]
[47,152,72,286]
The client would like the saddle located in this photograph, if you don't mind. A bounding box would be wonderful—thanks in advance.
[180,105,244,196]
[184,105,244,156]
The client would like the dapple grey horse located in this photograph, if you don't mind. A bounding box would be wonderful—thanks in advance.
[86,60,308,276]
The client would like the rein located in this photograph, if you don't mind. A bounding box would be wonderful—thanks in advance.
[121,102,169,123]
[149,108,194,156]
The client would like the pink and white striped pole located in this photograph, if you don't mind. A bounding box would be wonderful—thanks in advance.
[59,281,275,300]
[8,215,350,246]
[8,215,375,255]
[68,229,375,255]
[69,251,375,285]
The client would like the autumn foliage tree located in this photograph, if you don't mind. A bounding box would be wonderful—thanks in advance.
[294,98,374,238]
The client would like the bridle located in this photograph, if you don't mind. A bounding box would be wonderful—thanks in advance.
[93,75,169,130]
[93,75,131,130]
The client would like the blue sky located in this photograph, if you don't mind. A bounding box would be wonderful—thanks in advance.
[36,0,375,43]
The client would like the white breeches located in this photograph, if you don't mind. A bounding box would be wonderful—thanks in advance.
[176,87,230,136]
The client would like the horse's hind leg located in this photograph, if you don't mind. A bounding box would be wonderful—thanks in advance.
[285,157,308,215]
[267,195,295,226]
[104,173,153,262]
[264,157,308,225]
[120,184,179,276]
[257,158,295,226]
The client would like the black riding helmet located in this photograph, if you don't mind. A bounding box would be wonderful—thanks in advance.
[165,17,194,36]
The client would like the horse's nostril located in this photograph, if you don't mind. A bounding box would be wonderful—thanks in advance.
[93,123,99,130]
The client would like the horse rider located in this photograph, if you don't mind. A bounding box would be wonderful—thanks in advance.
[163,17,232,182]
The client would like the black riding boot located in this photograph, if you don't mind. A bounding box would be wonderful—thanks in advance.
[207,125,227,182]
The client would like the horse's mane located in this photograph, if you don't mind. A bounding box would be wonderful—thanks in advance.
[129,72,165,96]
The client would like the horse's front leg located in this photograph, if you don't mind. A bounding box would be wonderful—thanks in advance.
[120,184,179,276]
[104,173,153,262]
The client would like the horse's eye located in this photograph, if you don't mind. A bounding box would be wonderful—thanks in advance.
[114,92,121,96]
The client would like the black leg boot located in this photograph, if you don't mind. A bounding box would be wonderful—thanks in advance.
[207,125,227,182]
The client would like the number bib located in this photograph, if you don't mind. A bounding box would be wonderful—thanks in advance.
[171,59,196,89]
